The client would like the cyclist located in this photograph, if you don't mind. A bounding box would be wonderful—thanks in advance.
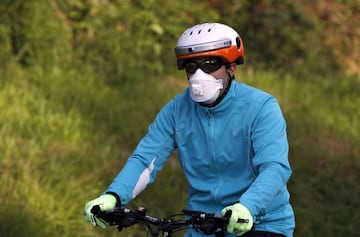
[84,23,295,237]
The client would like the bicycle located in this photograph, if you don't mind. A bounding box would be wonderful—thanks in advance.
[91,205,250,237]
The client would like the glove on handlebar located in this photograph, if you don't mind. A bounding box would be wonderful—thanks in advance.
[221,203,253,236]
[84,194,117,229]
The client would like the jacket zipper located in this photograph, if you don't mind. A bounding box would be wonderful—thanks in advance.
[207,110,211,127]
[206,110,222,205]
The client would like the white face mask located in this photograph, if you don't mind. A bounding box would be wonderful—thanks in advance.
[188,69,223,103]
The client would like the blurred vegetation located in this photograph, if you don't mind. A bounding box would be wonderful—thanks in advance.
[0,0,359,237]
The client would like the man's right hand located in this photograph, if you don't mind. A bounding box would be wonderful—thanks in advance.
[84,194,117,229]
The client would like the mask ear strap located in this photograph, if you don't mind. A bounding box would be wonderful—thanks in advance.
[226,63,236,77]
[229,72,235,80]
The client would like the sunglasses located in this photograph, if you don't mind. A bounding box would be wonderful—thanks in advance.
[184,58,224,74]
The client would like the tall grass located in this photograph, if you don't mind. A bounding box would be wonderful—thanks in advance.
[0,61,358,237]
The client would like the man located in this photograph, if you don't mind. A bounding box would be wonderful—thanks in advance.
[84,22,295,237]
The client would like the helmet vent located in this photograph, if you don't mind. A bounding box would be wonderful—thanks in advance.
[208,28,211,32]
[198,30,201,34]
[236,37,241,49]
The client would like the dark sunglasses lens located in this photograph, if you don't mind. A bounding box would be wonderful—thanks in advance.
[201,61,222,73]
[185,62,198,74]
[185,59,223,74]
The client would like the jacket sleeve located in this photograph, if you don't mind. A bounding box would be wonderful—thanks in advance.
[239,96,292,216]
[105,100,177,205]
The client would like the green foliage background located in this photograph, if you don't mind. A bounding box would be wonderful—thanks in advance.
[0,1,359,237]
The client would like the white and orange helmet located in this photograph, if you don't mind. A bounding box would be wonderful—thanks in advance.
[175,23,245,70]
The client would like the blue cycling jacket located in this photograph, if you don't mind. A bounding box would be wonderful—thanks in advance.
[106,80,295,237]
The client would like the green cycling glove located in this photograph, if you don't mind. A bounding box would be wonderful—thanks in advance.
[84,194,117,229]
[221,203,254,236]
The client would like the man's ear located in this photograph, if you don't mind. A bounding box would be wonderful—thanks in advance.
[227,63,236,77]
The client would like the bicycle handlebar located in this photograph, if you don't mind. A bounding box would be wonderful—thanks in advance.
[91,205,231,236]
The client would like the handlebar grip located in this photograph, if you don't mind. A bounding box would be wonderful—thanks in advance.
[224,210,249,223]
[224,210,232,219]
[91,205,141,229]
[90,205,102,215]
[90,205,115,224]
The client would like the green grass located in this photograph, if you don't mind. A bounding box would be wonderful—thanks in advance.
[0,62,358,237]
